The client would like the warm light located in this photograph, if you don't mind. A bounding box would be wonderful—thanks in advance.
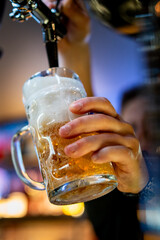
[62,202,85,218]
[0,200,7,216]
[43,199,63,216]
[155,1,160,16]
[24,185,41,197]
[0,192,28,218]
[26,189,63,216]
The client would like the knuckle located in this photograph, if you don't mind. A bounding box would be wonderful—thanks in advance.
[101,97,115,109]
[69,120,76,130]
[126,148,133,158]
[95,113,107,121]
[133,138,140,150]
[128,136,137,146]
[98,148,111,162]
[101,97,111,105]
[128,137,140,152]
[70,117,84,128]
[123,122,135,135]
[78,137,88,147]
[121,147,134,161]
[76,116,85,126]
[101,97,110,103]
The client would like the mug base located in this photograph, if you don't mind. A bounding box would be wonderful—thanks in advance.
[48,174,117,205]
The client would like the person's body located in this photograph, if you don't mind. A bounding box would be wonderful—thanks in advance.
[59,95,148,194]
[121,84,160,235]
[42,0,149,195]
[85,187,142,240]
[121,85,156,154]
[84,85,150,240]
[41,1,155,239]
[85,84,160,240]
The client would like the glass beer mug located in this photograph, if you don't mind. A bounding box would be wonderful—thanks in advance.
[11,67,117,205]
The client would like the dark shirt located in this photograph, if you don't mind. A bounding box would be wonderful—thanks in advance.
[85,152,160,240]
[85,188,142,240]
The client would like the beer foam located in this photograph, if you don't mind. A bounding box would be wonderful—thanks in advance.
[23,76,86,103]
[23,76,87,129]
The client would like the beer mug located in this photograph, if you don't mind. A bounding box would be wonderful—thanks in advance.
[11,67,117,205]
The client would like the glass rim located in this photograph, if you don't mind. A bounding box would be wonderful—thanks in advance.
[29,67,80,81]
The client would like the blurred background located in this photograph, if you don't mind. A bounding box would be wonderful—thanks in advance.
[0,0,160,239]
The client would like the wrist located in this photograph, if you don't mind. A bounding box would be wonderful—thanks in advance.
[123,176,155,204]
[123,151,158,204]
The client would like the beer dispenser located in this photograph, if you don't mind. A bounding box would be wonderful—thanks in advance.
[9,0,67,68]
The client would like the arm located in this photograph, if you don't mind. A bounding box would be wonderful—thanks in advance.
[42,1,149,194]
[42,0,93,96]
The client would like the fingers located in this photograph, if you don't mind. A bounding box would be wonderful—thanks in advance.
[91,145,136,166]
[42,0,88,18]
[59,113,134,138]
[91,145,143,193]
[42,0,56,9]
[57,96,148,193]
[59,97,135,144]
[42,0,90,43]
[64,133,140,159]
[69,97,117,117]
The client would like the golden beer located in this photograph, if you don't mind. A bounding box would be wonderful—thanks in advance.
[12,68,117,205]
[36,121,116,204]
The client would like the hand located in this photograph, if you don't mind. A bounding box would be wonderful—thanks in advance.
[59,97,149,194]
[42,0,90,44]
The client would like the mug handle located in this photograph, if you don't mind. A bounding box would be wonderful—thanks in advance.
[11,125,45,190]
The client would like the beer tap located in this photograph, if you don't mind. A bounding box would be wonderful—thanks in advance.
[9,0,67,67]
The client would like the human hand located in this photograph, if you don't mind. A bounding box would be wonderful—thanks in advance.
[42,0,90,44]
[59,97,149,194]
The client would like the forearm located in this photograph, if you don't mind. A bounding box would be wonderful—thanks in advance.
[42,0,92,95]
[58,40,93,97]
